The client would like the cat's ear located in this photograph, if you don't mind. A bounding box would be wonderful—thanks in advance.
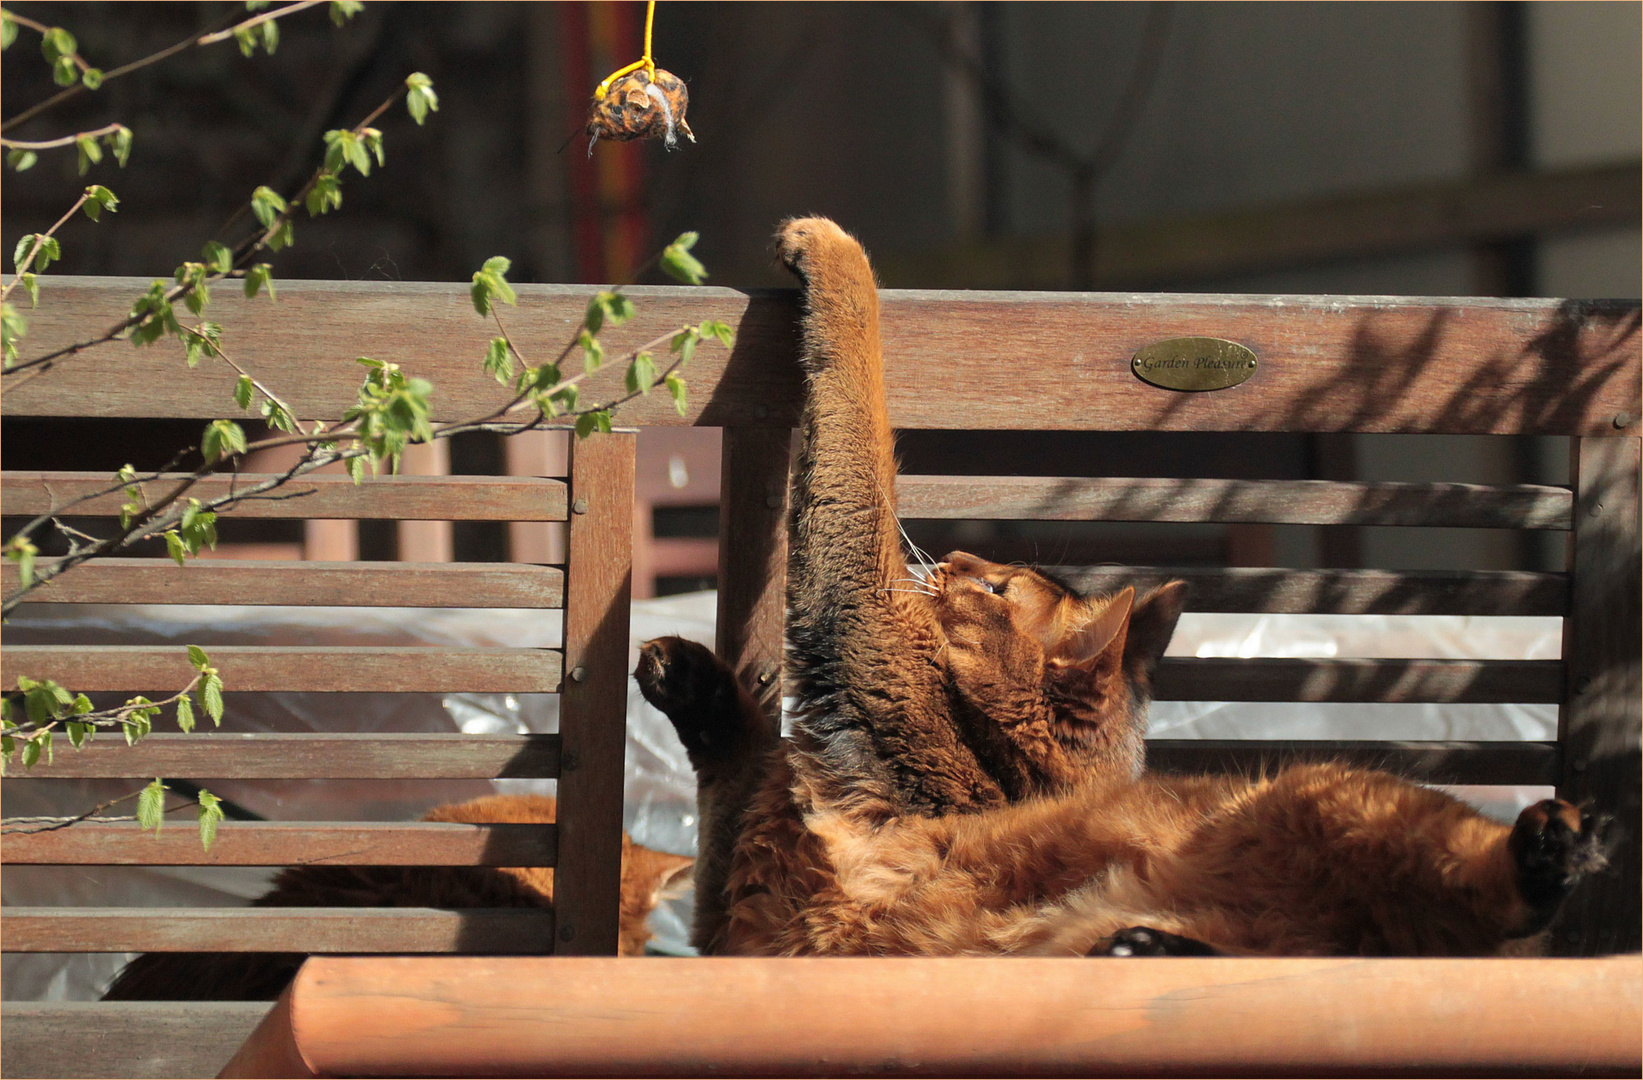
[1124,580,1188,679]
[647,851,696,903]
[1056,587,1134,670]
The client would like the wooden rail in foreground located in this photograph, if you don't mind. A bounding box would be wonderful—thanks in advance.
[220,955,1642,1078]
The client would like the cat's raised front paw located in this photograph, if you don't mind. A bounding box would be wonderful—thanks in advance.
[1094,926,1219,957]
[774,216,856,278]
[1510,798,1608,925]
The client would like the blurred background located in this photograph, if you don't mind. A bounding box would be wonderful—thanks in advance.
[3,1,1638,583]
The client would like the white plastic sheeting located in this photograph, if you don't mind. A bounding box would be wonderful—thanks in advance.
[2,595,1558,997]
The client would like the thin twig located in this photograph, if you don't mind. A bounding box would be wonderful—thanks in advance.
[5,83,411,377]
[1,191,92,303]
[196,1,327,45]
[0,122,126,152]
[1,3,331,134]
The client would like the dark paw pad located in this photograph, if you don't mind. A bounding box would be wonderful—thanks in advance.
[633,637,744,758]
[1095,926,1219,957]
[1510,799,1609,921]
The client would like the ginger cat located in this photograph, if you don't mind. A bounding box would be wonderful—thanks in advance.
[103,794,692,1000]
[634,216,1607,958]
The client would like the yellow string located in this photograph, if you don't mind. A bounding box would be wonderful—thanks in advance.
[594,0,658,99]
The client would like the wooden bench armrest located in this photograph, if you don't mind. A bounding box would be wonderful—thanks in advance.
[221,954,1642,1078]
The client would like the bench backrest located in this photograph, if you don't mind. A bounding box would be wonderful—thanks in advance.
[3,281,1637,989]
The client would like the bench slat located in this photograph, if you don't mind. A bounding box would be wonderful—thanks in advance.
[4,559,564,608]
[1147,739,1557,785]
[1055,566,1566,616]
[0,907,556,953]
[1,645,562,693]
[8,281,1637,436]
[898,476,1574,529]
[16,733,561,779]
[0,471,568,521]
[1,822,557,867]
[1152,658,1561,703]
[1,1001,272,1080]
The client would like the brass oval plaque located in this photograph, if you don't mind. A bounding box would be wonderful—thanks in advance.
[1131,337,1258,392]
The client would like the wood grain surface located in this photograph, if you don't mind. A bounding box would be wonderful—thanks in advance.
[16,732,560,779]
[3,558,564,607]
[897,475,1574,528]
[0,907,556,953]
[0,471,568,520]
[1,821,557,867]
[552,431,634,956]
[3,1001,273,1080]
[8,279,1636,435]
[1,644,562,692]
[1054,565,1566,615]
[242,954,1641,1077]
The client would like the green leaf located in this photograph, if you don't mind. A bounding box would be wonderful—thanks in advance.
[699,319,735,348]
[201,419,247,464]
[660,232,708,285]
[306,171,342,216]
[175,693,195,733]
[21,733,40,769]
[164,530,188,566]
[0,11,16,51]
[197,789,224,851]
[52,53,76,86]
[484,336,513,384]
[250,186,287,229]
[188,645,211,671]
[345,453,365,485]
[81,66,102,89]
[200,673,224,725]
[243,263,274,300]
[670,327,699,367]
[627,351,656,395]
[331,0,364,26]
[70,693,93,715]
[578,329,603,373]
[260,17,279,53]
[136,778,166,833]
[262,399,296,433]
[83,184,119,220]
[0,734,12,775]
[9,536,38,588]
[574,412,598,440]
[41,25,76,62]
[234,25,256,56]
[233,374,255,410]
[361,127,384,167]
[405,72,438,125]
[266,219,294,252]
[75,134,103,176]
[19,272,37,307]
[107,125,133,167]
[7,149,37,171]
[201,240,232,274]
[66,720,88,749]
[321,129,352,174]
[665,371,688,416]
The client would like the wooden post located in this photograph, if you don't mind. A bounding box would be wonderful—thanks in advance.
[397,438,454,562]
[552,430,635,955]
[1555,434,1641,954]
[716,426,792,725]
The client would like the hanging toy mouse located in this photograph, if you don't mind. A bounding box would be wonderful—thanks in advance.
[584,1,694,154]
[587,66,694,152]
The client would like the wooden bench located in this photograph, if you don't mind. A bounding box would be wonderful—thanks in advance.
[2,279,1638,1077]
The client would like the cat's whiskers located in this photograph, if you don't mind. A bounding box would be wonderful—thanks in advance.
[871,471,940,578]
